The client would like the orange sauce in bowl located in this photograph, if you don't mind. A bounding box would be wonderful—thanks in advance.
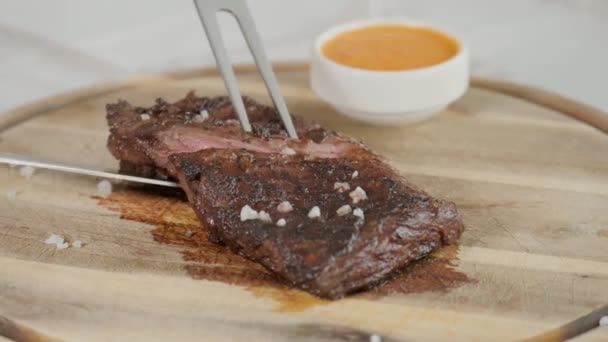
[322,24,460,71]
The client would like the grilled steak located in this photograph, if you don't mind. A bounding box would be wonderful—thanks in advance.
[106,92,464,298]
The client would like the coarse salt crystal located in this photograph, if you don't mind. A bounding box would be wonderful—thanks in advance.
[276,218,286,227]
[97,179,112,196]
[349,186,368,204]
[6,188,20,201]
[240,205,258,221]
[352,170,359,179]
[600,316,608,326]
[258,210,272,223]
[370,334,382,342]
[56,242,70,250]
[353,208,365,220]
[334,182,351,193]
[44,234,69,250]
[192,109,209,123]
[19,166,35,178]
[308,206,321,219]
[44,234,63,245]
[277,201,293,213]
[336,204,352,216]
[140,113,151,120]
[184,230,193,238]
[72,240,83,248]
[396,226,420,239]
[281,147,296,156]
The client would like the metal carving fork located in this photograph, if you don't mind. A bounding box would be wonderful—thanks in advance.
[0,1,299,187]
[193,0,299,139]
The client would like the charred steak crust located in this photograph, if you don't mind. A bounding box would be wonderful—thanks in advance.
[170,149,462,298]
[106,92,464,298]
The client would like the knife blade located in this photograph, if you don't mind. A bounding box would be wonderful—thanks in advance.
[0,153,180,188]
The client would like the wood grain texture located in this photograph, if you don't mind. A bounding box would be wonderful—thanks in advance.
[471,78,608,134]
[0,65,607,341]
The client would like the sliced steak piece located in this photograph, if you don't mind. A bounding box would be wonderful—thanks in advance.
[106,92,357,179]
[105,92,464,298]
[170,149,462,298]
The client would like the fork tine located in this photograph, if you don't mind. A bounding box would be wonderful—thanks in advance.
[193,0,299,139]
[231,1,299,139]
[193,0,252,133]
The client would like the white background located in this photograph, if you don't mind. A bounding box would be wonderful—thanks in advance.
[1,0,607,113]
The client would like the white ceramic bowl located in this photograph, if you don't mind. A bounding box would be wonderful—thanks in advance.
[310,19,470,125]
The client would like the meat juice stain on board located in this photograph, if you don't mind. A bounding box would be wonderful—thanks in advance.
[94,188,472,310]
[93,187,326,312]
[360,245,472,299]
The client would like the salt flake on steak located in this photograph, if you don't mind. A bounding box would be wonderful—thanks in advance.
[308,206,321,219]
[277,201,293,213]
[240,205,258,221]
[276,218,286,227]
[336,204,352,216]
[334,182,351,193]
[353,208,365,221]
[349,186,368,204]
[258,210,272,223]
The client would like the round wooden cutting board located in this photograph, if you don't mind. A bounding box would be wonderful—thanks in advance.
[0,64,607,342]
